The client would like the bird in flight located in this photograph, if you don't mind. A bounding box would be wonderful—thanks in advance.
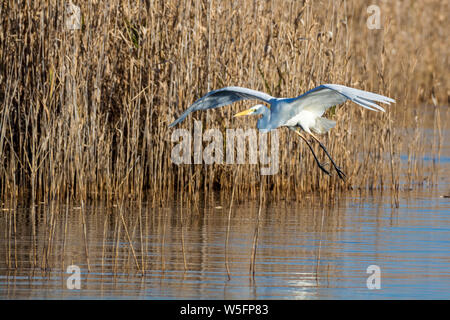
[169,84,395,179]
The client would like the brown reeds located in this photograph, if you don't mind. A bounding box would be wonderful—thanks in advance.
[0,0,447,205]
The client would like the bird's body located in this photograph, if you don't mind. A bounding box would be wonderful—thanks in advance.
[169,84,395,179]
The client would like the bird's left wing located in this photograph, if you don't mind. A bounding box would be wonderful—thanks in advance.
[169,86,274,127]
[286,84,395,118]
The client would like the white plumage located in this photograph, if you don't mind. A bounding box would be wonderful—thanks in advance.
[169,84,395,179]
[169,84,394,133]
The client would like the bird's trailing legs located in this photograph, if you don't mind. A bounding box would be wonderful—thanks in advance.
[308,132,346,180]
[293,128,331,176]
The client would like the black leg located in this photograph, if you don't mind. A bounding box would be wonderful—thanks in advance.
[309,133,346,180]
[294,129,331,176]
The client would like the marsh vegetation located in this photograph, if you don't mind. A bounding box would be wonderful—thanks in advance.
[0,1,447,205]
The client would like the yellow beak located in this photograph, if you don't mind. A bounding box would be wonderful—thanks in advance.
[233,108,254,117]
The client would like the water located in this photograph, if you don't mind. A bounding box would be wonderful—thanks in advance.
[0,184,449,299]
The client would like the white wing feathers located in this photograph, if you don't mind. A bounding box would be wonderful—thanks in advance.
[290,84,395,117]
[169,84,395,127]
[319,84,394,112]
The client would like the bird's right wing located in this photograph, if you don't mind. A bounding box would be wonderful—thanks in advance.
[168,86,274,127]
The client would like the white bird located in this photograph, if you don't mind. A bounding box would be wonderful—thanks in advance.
[169,84,395,179]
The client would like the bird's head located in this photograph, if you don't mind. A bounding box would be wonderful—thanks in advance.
[233,104,267,117]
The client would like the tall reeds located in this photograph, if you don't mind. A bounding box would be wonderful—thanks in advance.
[0,0,447,204]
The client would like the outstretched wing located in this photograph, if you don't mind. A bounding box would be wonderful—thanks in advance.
[286,84,395,118]
[169,86,274,127]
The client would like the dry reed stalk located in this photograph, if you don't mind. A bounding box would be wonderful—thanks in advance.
[161,207,168,272]
[225,166,240,280]
[62,195,69,270]
[315,208,325,284]
[117,202,141,273]
[79,203,91,271]
[179,195,188,272]
[0,1,447,205]
[137,200,145,274]
[250,173,265,280]
[101,206,108,274]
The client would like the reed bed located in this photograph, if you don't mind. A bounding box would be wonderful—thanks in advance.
[0,0,448,205]
[0,197,351,277]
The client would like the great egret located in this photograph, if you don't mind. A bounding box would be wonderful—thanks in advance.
[169,84,395,179]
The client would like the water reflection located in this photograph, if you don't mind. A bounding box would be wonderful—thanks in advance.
[1,184,449,299]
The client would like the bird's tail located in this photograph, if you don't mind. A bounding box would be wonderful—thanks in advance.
[312,117,336,134]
